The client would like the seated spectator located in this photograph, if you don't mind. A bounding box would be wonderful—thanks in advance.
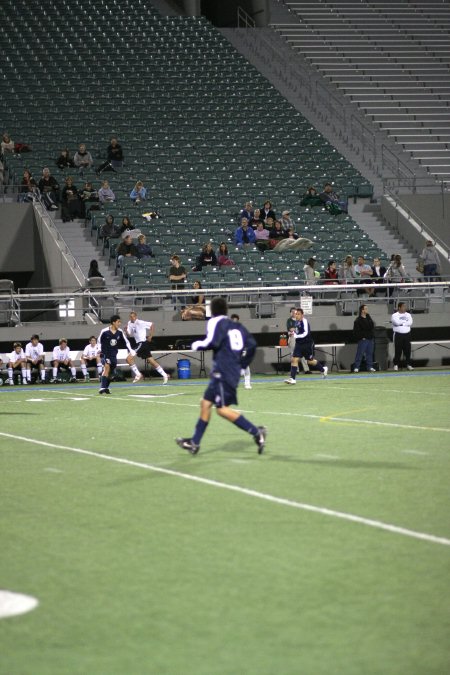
[169,254,187,289]
[6,342,27,385]
[269,220,287,249]
[73,143,93,175]
[384,254,408,282]
[120,216,133,234]
[80,336,103,382]
[181,281,206,321]
[339,255,356,284]
[38,167,60,210]
[96,136,124,174]
[250,208,262,228]
[136,234,154,259]
[51,338,77,383]
[235,218,256,248]
[100,214,120,241]
[18,169,38,203]
[323,259,339,284]
[61,176,84,221]
[280,210,294,232]
[79,181,98,203]
[130,180,147,203]
[117,234,138,267]
[56,148,74,169]
[355,255,374,295]
[304,257,319,285]
[193,242,217,271]
[254,221,271,251]
[420,240,440,280]
[239,201,253,223]
[98,179,115,204]
[372,257,386,282]
[319,183,348,214]
[87,259,104,279]
[300,186,322,207]
[260,200,276,222]
[217,242,235,267]
[1,132,14,155]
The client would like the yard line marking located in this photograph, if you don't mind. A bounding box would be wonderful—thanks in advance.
[128,393,184,399]
[315,454,339,460]
[1,431,449,548]
[401,450,429,456]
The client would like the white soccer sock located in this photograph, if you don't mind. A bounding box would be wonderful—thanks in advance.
[52,367,58,378]
[244,366,251,386]
[7,367,13,379]
[71,367,76,377]
[81,364,87,376]
[156,365,167,377]
[41,369,46,381]
[21,368,27,381]
[131,365,140,376]
[26,369,31,381]
[97,363,103,374]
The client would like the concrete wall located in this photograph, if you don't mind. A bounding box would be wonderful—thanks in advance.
[397,194,450,247]
[0,203,35,272]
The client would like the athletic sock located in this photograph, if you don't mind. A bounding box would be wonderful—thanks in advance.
[97,364,103,375]
[81,364,87,377]
[26,369,31,381]
[7,367,13,379]
[41,370,46,381]
[290,365,297,380]
[21,368,27,381]
[156,365,167,377]
[192,419,208,445]
[71,367,76,377]
[131,364,140,376]
[52,367,58,378]
[100,375,109,390]
[233,414,258,436]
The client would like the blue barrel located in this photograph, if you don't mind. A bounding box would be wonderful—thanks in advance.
[177,359,191,379]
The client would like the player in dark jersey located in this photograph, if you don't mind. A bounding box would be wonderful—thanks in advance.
[98,315,135,394]
[176,297,266,455]
[285,308,328,384]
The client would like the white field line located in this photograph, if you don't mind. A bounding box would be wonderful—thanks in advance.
[0,431,449,548]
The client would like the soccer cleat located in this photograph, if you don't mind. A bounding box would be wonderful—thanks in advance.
[50,378,58,383]
[284,378,297,385]
[7,379,14,385]
[244,383,252,389]
[176,437,200,455]
[84,375,90,383]
[133,373,144,383]
[393,365,399,371]
[369,368,376,373]
[70,377,77,383]
[99,388,111,395]
[162,374,170,385]
[353,368,359,373]
[322,366,328,379]
[406,365,414,371]
[254,426,267,455]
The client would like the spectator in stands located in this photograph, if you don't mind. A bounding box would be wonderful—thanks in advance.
[280,210,294,232]
[1,132,14,155]
[87,260,104,279]
[6,342,27,385]
[384,254,408,283]
[100,214,120,242]
[181,281,206,321]
[254,220,271,251]
[61,176,83,221]
[98,179,116,204]
[130,180,147,203]
[420,240,440,281]
[260,200,276,222]
[269,220,287,249]
[73,143,93,175]
[250,208,262,228]
[136,234,154,259]
[193,242,217,271]
[38,167,60,210]
[116,234,138,268]
[56,148,74,170]
[235,218,256,248]
[371,256,386,282]
[96,136,124,174]
[25,334,46,384]
[304,257,319,285]
[300,186,322,208]
[355,255,374,295]
[319,183,348,214]
[217,242,235,267]
[169,254,187,289]
[120,216,133,234]
[339,255,356,283]
[79,181,98,204]
[323,259,339,284]
[51,338,77,383]
[18,169,38,203]
[239,201,253,223]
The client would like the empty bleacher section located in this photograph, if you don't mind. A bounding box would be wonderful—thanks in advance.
[273,0,450,185]
[0,0,385,295]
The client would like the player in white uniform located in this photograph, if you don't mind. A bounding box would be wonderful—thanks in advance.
[80,336,103,381]
[25,334,46,384]
[7,342,27,385]
[126,311,169,384]
[51,338,77,383]
[231,314,252,389]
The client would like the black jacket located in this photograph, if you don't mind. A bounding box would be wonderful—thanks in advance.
[353,314,375,341]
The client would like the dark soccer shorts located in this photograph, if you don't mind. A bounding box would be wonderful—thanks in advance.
[293,340,314,360]
[102,355,117,370]
[203,378,238,408]
[136,342,153,359]
[83,358,98,368]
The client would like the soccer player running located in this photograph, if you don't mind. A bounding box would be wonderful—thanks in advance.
[125,311,169,384]
[98,315,136,395]
[230,313,252,389]
[176,297,266,455]
[285,308,328,384]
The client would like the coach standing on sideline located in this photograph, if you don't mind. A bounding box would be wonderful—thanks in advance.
[391,302,414,371]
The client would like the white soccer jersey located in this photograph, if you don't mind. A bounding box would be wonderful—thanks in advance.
[25,341,44,360]
[8,349,25,363]
[52,345,71,361]
[127,319,152,343]
[83,343,100,359]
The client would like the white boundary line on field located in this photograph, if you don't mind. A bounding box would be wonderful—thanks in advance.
[1,431,449,548]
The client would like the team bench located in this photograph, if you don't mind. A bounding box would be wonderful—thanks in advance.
[274,343,345,373]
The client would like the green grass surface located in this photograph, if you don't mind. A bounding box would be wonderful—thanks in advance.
[1,371,450,675]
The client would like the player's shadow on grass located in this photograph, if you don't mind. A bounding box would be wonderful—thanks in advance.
[268,456,416,470]
[0,411,37,415]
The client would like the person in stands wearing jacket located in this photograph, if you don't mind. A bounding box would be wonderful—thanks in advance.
[235,218,256,248]
[352,304,376,373]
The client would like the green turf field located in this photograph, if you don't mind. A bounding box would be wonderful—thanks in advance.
[1,371,450,675]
